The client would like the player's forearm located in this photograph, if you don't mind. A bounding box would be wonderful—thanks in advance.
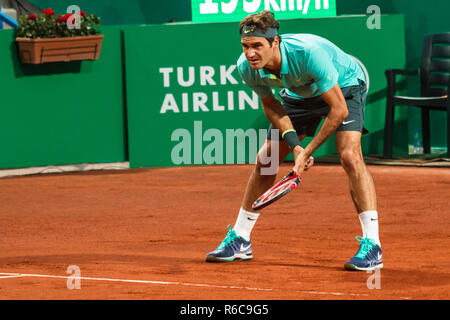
[262,99,296,137]
[303,104,348,157]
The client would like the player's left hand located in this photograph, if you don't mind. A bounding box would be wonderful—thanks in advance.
[304,155,314,171]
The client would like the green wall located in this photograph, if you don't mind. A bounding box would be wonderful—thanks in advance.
[0,15,406,170]
[27,0,192,25]
[125,15,406,168]
[338,0,450,151]
[26,0,448,153]
[0,26,127,169]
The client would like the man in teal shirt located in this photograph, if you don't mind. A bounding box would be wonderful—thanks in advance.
[206,11,382,271]
[237,33,365,99]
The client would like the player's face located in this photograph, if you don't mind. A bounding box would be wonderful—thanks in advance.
[241,37,277,70]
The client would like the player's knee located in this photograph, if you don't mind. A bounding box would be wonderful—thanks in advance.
[256,152,278,168]
[339,149,362,171]
[256,150,280,173]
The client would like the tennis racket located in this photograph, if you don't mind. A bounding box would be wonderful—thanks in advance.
[252,171,301,211]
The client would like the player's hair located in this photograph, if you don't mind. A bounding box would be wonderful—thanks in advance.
[239,10,281,46]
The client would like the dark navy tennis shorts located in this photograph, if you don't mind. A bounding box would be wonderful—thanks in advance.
[267,79,368,140]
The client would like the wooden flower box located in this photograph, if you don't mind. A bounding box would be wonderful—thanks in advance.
[16,35,104,64]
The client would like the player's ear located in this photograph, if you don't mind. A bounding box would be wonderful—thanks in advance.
[273,36,280,48]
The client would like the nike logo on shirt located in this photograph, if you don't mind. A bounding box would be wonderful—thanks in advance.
[342,120,355,125]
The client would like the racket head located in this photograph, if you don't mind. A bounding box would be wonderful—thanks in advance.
[251,171,301,211]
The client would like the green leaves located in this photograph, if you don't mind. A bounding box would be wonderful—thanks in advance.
[16,12,101,39]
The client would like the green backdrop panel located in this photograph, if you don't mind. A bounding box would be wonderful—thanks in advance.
[279,14,407,157]
[338,0,450,152]
[0,26,127,169]
[124,15,406,168]
[27,0,191,25]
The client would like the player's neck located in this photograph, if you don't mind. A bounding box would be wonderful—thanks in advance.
[263,46,282,77]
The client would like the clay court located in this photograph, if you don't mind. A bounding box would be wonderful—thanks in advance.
[0,163,449,300]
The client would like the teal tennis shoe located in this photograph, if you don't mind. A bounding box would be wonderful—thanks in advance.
[344,236,383,271]
[206,225,252,262]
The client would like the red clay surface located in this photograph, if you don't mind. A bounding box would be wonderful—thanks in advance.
[0,163,449,300]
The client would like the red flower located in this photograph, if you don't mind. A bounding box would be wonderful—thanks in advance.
[55,13,72,23]
[62,13,72,22]
[55,11,85,23]
[27,14,37,20]
[42,8,55,16]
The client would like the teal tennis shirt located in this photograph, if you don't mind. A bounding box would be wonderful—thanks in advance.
[237,33,366,99]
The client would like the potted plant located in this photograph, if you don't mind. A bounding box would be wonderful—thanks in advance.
[15,8,104,64]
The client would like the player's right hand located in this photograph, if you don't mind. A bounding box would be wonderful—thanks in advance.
[292,147,313,175]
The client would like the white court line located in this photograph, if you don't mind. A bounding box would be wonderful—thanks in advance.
[304,290,367,297]
[0,275,24,280]
[0,272,369,297]
[0,272,274,292]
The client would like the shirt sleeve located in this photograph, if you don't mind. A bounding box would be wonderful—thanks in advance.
[304,47,339,94]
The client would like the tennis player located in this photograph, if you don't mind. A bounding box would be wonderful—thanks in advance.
[205,11,382,271]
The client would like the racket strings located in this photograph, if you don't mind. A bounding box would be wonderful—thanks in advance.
[259,178,298,203]
[252,171,301,210]
[268,182,294,200]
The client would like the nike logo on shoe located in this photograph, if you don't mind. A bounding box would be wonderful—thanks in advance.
[342,120,355,125]
[240,244,251,252]
[377,252,382,261]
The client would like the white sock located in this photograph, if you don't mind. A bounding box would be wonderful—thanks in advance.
[233,208,259,241]
[358,210,381,247]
